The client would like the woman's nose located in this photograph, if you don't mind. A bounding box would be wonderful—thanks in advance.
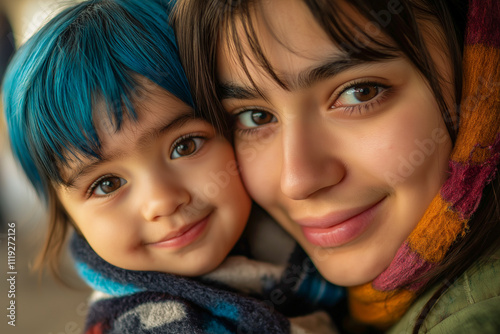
[140,171,191,222]
[280,119,345,200]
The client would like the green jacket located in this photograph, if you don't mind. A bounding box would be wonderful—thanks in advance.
[388,247,500,333]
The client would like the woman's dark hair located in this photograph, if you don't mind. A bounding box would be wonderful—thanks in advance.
[174,0,499,332]
[174,0,468,142]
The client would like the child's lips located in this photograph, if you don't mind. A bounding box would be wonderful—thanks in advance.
[148,213,211,248]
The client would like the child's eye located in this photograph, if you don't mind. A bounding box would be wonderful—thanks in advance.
[171,136,206,159]
[235,109,277,129]
[89,176,127,197]
[331,81,390,114]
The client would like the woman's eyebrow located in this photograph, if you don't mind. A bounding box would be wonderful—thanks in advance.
[219,83,260,100]
[218,56,375,100]
[294,57,366,90]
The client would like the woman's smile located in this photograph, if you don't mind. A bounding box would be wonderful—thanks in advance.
[218,0,453,285]
[297,197,386,248]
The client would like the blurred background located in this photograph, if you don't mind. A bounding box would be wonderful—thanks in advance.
[1,1,91,333]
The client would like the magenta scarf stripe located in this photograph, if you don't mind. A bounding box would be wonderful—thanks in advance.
[466,0,500,47]
[349,0,500,327]
[441,134,500,219]
[372,242,436,292]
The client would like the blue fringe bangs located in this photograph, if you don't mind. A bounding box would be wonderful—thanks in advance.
[2,0,193,202]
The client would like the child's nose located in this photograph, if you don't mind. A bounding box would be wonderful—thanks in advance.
[140,173,191,222]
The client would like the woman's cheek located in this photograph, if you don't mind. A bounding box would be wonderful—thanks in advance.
[235,139,279,205]
[359,108,442,186]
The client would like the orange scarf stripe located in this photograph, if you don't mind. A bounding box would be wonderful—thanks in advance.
[347,0,500,328]
[405,44,500,263]
[453,45,500,164]
[407,195,468,263]
[349,285,415,328]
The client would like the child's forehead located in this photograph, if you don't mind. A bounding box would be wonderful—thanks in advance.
[95,84,195,140]
[92,79,193,132]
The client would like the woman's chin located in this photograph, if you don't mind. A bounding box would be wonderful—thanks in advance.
[309,251,392,287]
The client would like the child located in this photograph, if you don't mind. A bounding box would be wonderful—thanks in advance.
[174,0,500,332]
[2,0,344,333]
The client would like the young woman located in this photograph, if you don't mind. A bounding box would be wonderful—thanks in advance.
[174,0,500,332]
[2,0,343,332]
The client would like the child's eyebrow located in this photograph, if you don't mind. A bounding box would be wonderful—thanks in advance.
[62,112,194,188]
[135,113,193,151]
[218,56,379,100]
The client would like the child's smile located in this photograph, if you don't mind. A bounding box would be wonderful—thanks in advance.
[56,81,251,276]
[145,213,211,249]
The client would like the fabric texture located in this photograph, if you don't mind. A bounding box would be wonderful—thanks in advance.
[70,231,344,334]
[386,247,500,333]
[348,0,500,328]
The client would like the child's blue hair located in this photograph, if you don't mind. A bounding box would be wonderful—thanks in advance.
[2,0,194,203]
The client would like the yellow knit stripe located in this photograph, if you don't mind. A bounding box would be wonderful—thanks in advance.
[348,283,415,328]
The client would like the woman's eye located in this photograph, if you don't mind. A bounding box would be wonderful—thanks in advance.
[92,176,127,196]
[236,110,277,128]
[333,83,386,109]
[171,137,205,159]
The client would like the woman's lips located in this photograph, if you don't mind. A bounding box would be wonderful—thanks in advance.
[297,198,385,248]
[148,214,210,249]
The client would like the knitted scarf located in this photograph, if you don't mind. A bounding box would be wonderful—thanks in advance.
[348,0,500,328]
[70,233,344,333]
